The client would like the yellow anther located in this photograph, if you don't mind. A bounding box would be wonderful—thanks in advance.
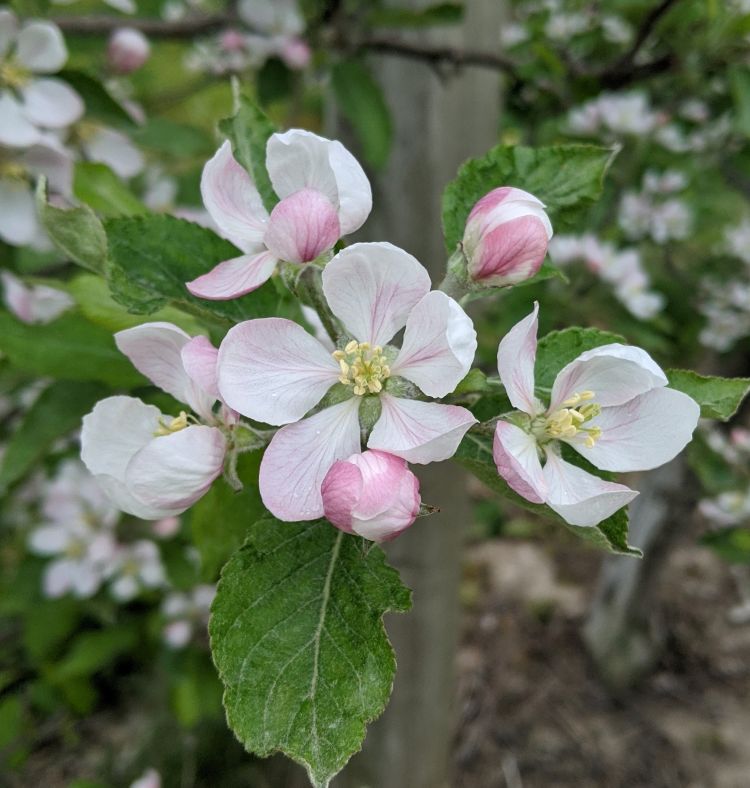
[333,341,390,396]
[562,393,582,407]
[542,391,602,447]
[0,60,30,89]
[154,411,190,437]
[579,390,595,401]
[344,339,358,354]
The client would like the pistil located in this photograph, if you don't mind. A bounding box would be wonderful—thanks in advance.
[333,340,391,396]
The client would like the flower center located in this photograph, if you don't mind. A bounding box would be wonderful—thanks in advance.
[534,390,603,448]
[333,340,391,396]
[154,411,190,437]
[0,59,30,89]
[0,160,26,180]
[65,539,86,559]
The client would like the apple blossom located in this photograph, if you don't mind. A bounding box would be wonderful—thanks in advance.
[186,130,371,299]
[162,584,216,648]
[81,323,234,519]
[492,303,699,527]
[107,28,151,74]
[129,770,161,788]
[78,124,145,179]
[1,270,74,323]
[462,187,553,287]
[0,10,83,148]
[217,242,477,521]
[105,539,166,601]
[321,450,421,542]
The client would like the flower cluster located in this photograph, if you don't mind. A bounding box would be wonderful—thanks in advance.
[618,170,692,245]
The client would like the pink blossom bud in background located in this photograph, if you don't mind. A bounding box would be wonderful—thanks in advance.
[108,28,151,74]
[278,36,311,70]
[462,187,553,287]
[220,29,247,52]
[321,450,421,543]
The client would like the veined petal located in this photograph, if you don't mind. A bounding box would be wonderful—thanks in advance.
[367,395,476,464]
[17,21,67,73]
[492,421,546,504]
[200,141,267,251]
[181,335,220,401]
[322,242,431,346]
[126,425,226,511]
[259,398,362,520]
[549,343,668,411]
[571,386,700,472]
[21,79,83,128]
[94,474,179,520]
[266,129,372,235]
[217,317,340,425]
[497,301,542,415]
[0,92,41,147]
[391,291,477,397]
[186,250,277,300]
[542,450,638,527]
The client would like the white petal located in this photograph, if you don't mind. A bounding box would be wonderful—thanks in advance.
[492,421,546,504]
[28,524,69,555]
[82,127,144,178]
[71,561,102,598]
[391,291,476,397]
[186,250,277,300]
[367,395,476,464]
[542,450,638,527]
[200,141,267,251]
[22,79,84,128]
[266,129,372,235]
[259,398,362,521]
[94,474,181,520]
[126,425,226,511]
[0,92,41,147]
[181,336,220,401]
[217,317,339,425]
[0,179,40,246]
[44,559,77,598]
[571,386,700,472]
[0,9,18,59]
[17,21,67,73]
[322,242,431,346]
[23,136,74,195]
[115,322,213,416]
[497,301,543,415]
[549,343,668,411]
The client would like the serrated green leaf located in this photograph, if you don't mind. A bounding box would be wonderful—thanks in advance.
[104,214,294,324]
[36,178,107,274]
[73,162,146,217]
[0,380,108,491]
[331,59,392,169]
[442,144,616,251]
[210,518,412,787]
[455,432,640,555]
[0,310,144,388]
[535,326,626,391]
[666,369,750,421]
[218,94,278,213]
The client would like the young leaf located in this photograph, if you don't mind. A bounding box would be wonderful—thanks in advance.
[210,518,412,787]
[218,94,278,213]
[0,380,109,491]
[36,178,107,274]
[442,144,616,251]
[331,59,393,169]
[666,370,750,421]
[73,162,146,217]
[104,214,295,324]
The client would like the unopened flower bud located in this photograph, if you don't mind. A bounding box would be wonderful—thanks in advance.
[278,36,311,70]
[321,450,421,542]
[462,187,553,287]
[107,28,151,74]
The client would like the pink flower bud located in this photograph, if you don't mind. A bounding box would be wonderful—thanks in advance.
[220,29,247,52]
[263,187,340,264]
[278,36,311,70]
[321,450,421,543]
[107,28,151,74]
[462,187,553,287]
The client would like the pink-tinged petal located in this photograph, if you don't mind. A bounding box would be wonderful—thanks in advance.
[217,317,340,425]
[322,242,431,346]
[82,127,143,179]
[266,129,372,235]
[391,291,477,397]
[1,271,32,321]
[186,250,277,300]
[0,179,40,246]
[542,450,638,527]
[259,398,362,521]
[571,386,700,472]
[263,188,340,263]
[44,559,77,598]
[17,21,67,73]
[496,301,543,415]
[0,92,41,147]
[492,421,546,504]
[368,395,476,464]
[21,79,84,128]
[94,475,180,520]
[549,343,668,411]
[200,141,268,251]
[181,336,219,400]
[126,425,226,512]
[322,450,420,542]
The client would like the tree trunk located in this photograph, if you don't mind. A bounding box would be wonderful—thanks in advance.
[333,2,504,785]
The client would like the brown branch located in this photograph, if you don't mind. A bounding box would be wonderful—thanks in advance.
[52,13,236,38]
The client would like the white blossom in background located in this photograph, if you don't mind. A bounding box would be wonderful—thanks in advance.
[601,15,633,45]
[51,0,137,14]
[568,92,661,138]
[544,12,588,41]
[1,270,74,323]
[162,584,215,648]
[105,539,166,601]
[499,22,528,48]
[699,489,750,528]
[725,220,750,265]
[78,123,145,180]
[129,769,162,788]
[698,279,750,351]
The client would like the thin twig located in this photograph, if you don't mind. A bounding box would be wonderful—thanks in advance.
[52,13,236,37]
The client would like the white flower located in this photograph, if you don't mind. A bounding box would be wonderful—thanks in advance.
[162,584,215,648]
[1,270,74,323]
[105,540,166,601]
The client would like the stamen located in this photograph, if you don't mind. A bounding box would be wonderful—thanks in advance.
[154,411,190,437]
[542,391,603,447]
[333,341,391,397]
